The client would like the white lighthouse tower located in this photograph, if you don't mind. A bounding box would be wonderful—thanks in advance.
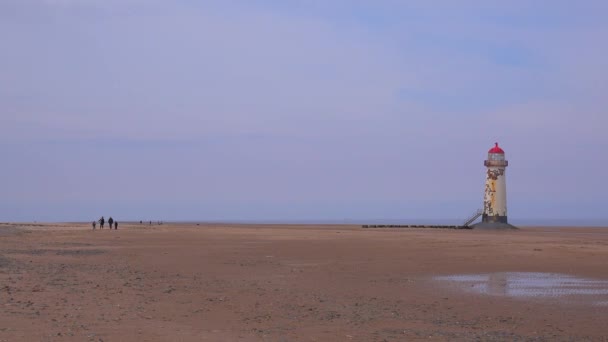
[472,142,516,229]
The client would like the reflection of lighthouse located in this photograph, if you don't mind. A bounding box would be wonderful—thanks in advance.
[472,143,517,229]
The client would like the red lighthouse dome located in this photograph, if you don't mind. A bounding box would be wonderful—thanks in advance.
[488,142,505,154]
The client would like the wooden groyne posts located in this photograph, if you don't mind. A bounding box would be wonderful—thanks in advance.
[362,224,472,229]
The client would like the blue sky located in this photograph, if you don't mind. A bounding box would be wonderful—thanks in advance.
[1,1,607,223]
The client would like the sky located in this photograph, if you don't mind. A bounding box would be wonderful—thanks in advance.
[1,0,607,224]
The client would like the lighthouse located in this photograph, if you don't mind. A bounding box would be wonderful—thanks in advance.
[471,142,517,229]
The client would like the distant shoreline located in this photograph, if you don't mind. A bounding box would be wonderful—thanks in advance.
[2,220,608,228]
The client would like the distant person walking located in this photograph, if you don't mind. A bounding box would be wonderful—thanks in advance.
[114,221,118,230]
[108,217,114,229]
[99,216,105,229]
[92,221,96,230]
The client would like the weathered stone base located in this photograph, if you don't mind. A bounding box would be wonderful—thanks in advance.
[470,221,518,230]
[481,214,508,223]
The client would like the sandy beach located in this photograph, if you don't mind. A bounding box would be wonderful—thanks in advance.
[1,222,607,341]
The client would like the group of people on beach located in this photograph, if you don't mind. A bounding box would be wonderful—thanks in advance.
[92,216,118,230]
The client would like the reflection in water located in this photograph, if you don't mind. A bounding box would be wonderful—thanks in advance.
[435,273,608,306]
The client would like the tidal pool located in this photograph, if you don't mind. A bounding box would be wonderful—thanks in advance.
[435,272,608,306]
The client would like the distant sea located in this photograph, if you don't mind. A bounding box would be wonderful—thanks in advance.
[170,219,608,227]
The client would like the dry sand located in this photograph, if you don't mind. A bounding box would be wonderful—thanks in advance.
[1,222,607,341]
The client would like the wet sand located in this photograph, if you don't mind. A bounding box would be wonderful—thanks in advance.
[1,222,607,341]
